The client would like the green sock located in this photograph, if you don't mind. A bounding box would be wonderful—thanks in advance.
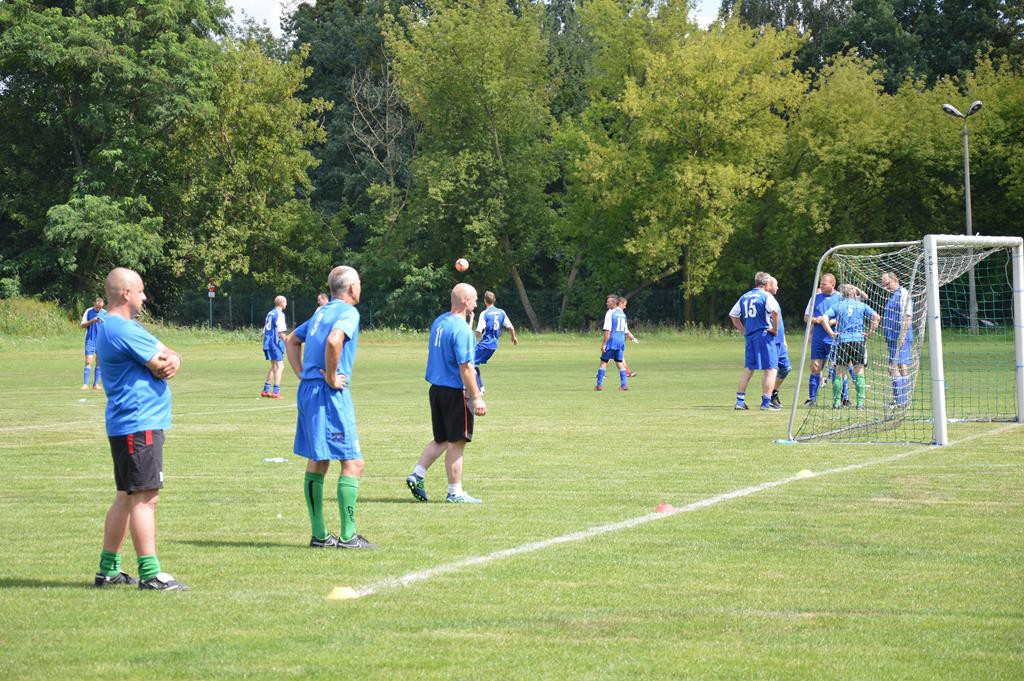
[99,550,121,578]
[832,377,843,403]
[855,374,866,404]
[304,472,327,540]
[338,475,360,542]
[138,554,161,581]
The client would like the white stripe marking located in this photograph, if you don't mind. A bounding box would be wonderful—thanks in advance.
[343,424,1020,600]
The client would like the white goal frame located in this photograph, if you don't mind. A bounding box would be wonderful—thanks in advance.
[786,234,1024,445]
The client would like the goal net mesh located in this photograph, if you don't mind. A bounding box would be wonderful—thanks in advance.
[792,243,1016,443]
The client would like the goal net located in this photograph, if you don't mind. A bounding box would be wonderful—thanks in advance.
[787,235,1023,444]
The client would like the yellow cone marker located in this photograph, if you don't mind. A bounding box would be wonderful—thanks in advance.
[327,586,360,600]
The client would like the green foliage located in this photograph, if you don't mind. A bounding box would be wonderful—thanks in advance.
[160,41,331,287]
[385,0,560,329]
[44,195,164,292]
[568,14,806,298]
[0,297,79,339]
[0,0,227,299]
[719,0,1022,88]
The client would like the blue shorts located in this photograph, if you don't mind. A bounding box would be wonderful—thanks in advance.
[887,339,912,365]
[474,345,496,366]
[601,347,624,363]
[776,345,792,378]
[85,341,96,357]
[293,381,361,461]
[744,333,779,371]
[811,336,833,361]
[264,346,284,361]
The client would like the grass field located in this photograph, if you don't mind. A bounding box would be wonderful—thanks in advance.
[1,329,1022,679]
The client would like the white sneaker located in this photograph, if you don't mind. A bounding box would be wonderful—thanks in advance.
[445,492,482,504]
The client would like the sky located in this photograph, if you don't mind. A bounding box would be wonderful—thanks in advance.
[225,0,720,37]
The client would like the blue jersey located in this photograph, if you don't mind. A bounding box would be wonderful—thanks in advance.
[826,298,877,342]
[81,307,104,345]
[730,288,780,337]
[96,315,171,437]
[426,312,475,389]
[476,307,509,350]
[263,308,286,352]
[292,300,360,382]
[773,310,786,346]
[805,291,842,343]
[883,287,913,342]
[604,308,628,351]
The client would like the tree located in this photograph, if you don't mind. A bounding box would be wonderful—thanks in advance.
[0,0,228,301]
[157,41,330,289]
[570,18,806,319]
[385,0,560,330]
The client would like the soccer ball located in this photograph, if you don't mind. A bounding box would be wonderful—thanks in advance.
[455,258,469,272]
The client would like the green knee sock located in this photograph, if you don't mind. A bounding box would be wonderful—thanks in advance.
[138,554,161,581]
[855,374,866,404]
[304,472,327,540]
[338,475,360,542]
[99,549,121,577]
[832,377,843,403]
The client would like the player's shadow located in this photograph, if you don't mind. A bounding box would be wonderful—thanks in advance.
[356,496,421,504]
[171,539,296,549]
[0,578,89,589]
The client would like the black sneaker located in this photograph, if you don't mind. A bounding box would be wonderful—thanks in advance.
[94,571,139,587]
[734,403,748,410]
[842,399,852,408]
[406,474,428,502]
[803,398,816,407]
[627,371,638,377]
[770,395,782,408]
[337,534,376,550]
[310,534,341,548]
[138,572,189,591]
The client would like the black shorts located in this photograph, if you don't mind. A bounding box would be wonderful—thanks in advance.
[109,429,164,494]
[834,341,866,367]
[429,385,473,444]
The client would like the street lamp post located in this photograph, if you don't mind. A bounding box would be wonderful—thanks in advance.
[942,100,983,333]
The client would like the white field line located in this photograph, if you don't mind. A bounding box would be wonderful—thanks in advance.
[0,402,292,433]
[344,424,1020,600]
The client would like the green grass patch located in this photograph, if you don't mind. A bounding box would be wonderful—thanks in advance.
[0,333,1021,679]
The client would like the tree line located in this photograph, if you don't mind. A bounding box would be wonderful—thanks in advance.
[2,0,1021,329]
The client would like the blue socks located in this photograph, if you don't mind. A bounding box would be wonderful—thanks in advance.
[92,366,101,386]
[736,392,745,406]
[596,368,606,387]
[83,367,91,385]
[892,376,910,405]
[263,382,270,393]
[619,369,627,388]
[475,366,483,390]
[809,374,820,401]
[273,384,280,395]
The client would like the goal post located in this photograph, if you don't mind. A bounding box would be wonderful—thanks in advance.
[786,234,1023,445]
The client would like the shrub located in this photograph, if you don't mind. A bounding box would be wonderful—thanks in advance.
[0,297,79,337]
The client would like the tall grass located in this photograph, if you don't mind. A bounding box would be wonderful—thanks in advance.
[0,298,79,341]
